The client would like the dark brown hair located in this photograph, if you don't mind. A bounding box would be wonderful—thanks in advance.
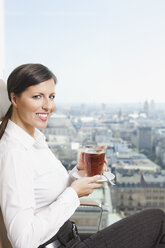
[0,63,57,139]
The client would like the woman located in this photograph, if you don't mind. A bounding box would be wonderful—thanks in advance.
[0,63,165,248]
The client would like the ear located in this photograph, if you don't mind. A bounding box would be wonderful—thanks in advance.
[10,92,18,107]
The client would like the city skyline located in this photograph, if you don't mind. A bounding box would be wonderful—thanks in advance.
[3,0,165,104]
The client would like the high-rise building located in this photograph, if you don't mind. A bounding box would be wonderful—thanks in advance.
[138,126,152,152]
[143,100,149,117]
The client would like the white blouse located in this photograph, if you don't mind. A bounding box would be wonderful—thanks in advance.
[0,120,80,248]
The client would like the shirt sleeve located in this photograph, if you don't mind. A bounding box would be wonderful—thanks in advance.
[0,149,80,248]
[68,166,79,184]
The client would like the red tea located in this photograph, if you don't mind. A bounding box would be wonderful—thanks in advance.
[84,149,105,177]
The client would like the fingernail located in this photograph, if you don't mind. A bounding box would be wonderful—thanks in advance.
[97,175,101,179]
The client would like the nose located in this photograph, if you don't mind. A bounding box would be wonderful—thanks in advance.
[42,97,55,111]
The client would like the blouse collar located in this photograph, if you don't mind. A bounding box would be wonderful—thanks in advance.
[5,120,47,149]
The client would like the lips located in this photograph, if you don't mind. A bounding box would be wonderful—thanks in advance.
[36,113,49,121]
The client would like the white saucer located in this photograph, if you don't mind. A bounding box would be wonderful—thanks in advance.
[72,170,115,183]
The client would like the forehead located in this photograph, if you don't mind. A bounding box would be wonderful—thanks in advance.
[26,78,55,93]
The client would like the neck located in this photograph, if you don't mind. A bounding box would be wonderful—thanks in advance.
[11,110,35,137]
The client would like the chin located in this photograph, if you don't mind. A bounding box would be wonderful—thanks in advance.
[37,123,48,129]
[33,119,49,129]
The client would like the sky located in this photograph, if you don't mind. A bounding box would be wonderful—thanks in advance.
[4,0,165,104]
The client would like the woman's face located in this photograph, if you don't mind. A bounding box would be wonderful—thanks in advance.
[11,78,56,136]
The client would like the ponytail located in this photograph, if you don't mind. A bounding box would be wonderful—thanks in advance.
[0,105,12,139]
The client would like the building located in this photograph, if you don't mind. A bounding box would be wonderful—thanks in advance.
[112,153,160,172]
[143,100,149,117]
[43,113,77,138]
[155,138,165,167]
[138,126,152,152]
[111,169,165,216]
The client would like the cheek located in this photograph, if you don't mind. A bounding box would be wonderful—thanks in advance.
[51,102,56,112]
[20,101,40,113]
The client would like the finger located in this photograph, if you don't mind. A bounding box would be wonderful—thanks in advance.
[79,151,84,160]
[91,182,104,188]
[77,151,85,170]
[88,175,102,183]
[82,194,89,197]
[97,145,107,149]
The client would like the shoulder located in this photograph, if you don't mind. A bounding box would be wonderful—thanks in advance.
[0,143,33,181]
[0,133,30,171]
[0,132,25,157]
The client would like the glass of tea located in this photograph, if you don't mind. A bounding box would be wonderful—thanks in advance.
[77,148,85,169]
[84,147,106,177]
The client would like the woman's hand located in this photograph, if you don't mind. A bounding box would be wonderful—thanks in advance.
[71,175,103,197]
[76,151,84,171]
[104,158,108,171]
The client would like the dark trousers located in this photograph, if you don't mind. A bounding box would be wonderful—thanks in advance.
[64,209,165,248]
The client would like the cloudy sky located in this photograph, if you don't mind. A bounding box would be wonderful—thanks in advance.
[4,0,165,104]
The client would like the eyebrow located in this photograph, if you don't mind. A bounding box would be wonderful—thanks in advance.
[33,92,56,95]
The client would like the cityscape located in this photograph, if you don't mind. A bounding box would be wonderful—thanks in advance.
[40,100,165,231]
[1,0,165,245]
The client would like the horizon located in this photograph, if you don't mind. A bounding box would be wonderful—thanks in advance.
[55,100,165,105]
[4,0,165,104]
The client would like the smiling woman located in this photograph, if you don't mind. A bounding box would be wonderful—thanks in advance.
[0,64,165,248]
[0,63,104,248]
[10,78,56,136]
[0,63,57,139]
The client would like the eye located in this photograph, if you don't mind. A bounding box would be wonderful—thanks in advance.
[33,95,41,99]
[49,95,55,100]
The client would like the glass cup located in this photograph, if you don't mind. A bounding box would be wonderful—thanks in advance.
[77,148,85,169]
[84,147,106,177]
